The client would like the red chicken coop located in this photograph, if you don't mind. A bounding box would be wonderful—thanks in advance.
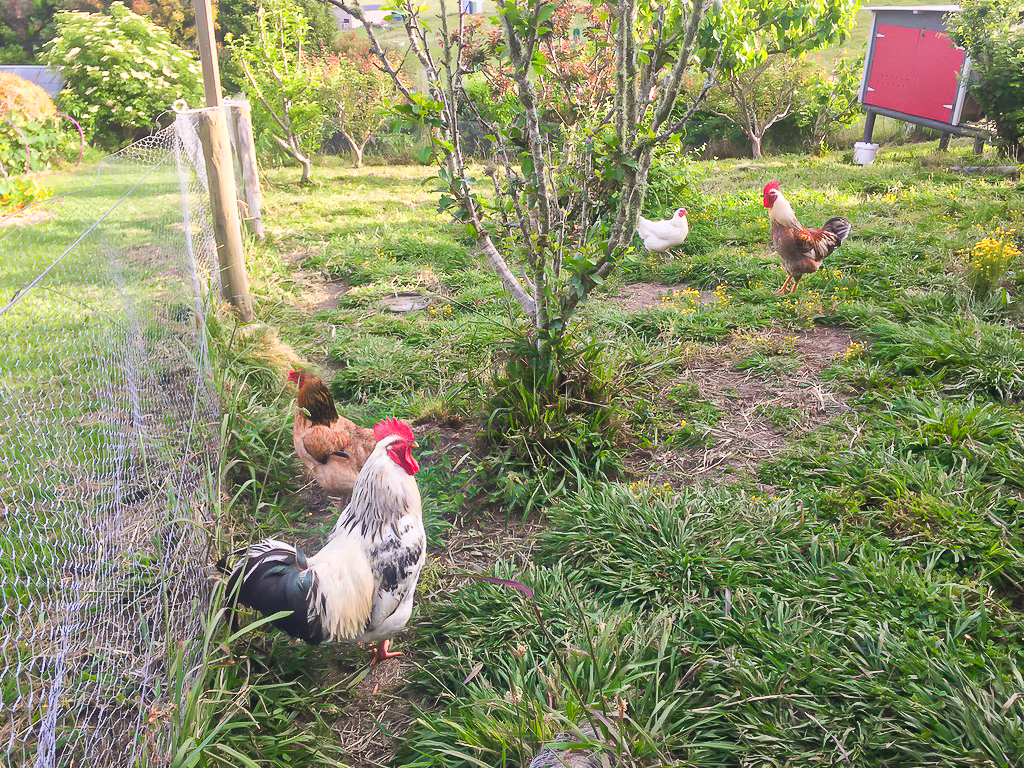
[855,5,988,163]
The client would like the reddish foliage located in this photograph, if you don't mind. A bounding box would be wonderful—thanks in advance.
[454,1,615,126]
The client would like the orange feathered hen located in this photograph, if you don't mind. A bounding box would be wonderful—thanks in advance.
[288,370,376,499]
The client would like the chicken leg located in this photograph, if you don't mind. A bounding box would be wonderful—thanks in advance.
[775,275,793,294]
[369,639,403,664]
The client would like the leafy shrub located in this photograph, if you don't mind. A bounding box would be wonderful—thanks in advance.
[484,331,624,506]
[949,0,1024,158]
[0,114,61,176]
[0,178,52,214]
[44,5,202,145]
[0,73,69,176]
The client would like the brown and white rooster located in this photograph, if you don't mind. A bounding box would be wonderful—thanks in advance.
[289,370,376,499]
[762,181,851,294]
[225,418,424,663]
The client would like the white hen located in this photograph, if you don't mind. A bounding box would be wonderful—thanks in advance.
[225,418,425,663]
[636,207,689,253]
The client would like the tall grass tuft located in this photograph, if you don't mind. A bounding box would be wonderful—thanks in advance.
[865,316,1024,401]
[483,330,625,512]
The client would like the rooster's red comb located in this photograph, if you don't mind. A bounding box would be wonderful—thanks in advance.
[762,180,780,195]
[374,417,414,443]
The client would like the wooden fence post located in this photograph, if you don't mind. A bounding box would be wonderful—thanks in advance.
[198,110,254,321]
[193,0,254,321]
[228,99,266,241]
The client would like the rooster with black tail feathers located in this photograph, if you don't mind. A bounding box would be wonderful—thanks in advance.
[762,180,852,294]
[224,418,424,663]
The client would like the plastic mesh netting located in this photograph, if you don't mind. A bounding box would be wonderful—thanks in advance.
[1,109,222,767]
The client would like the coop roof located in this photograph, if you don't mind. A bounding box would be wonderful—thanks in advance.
[864,5,961,12]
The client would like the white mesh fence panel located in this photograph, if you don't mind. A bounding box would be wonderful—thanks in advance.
[0,108,223,767]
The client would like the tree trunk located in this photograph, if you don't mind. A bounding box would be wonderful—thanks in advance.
[749,133,763,159]
[292,135,312,185]
[342,128,365,168]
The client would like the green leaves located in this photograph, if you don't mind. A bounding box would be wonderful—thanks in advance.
[710,0,858,74]
[43,5,202,145]
[949,0,1024,157]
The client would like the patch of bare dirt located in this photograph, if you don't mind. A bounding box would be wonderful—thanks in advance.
[608,281,714,311]
[0,207,53,227]
[334,660,419,768]
[295,273,351,312]
[626,326,854,487]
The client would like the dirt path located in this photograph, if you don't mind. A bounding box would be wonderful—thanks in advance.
[616,283,854,489]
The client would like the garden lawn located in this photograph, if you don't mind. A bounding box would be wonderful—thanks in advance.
[212,140,1024,767]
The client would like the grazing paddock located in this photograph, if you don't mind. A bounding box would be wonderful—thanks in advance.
[201,142,1024,766]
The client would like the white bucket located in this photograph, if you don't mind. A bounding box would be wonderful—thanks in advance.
[853,141,879,166]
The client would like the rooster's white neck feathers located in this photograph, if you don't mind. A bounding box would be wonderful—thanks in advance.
[331,435,421,541]
[769,192,801,229]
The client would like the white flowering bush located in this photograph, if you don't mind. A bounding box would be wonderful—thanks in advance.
[44,4,202,144]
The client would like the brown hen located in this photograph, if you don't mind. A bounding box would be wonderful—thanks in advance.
[288,370,376,499]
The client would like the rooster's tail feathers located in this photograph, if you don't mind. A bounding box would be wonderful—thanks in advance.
[224,539,325,644]
[822,217,852,245]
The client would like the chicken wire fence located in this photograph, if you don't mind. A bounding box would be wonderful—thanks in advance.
[0,107,229,766]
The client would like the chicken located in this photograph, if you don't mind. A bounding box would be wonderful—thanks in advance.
[224,418,424,663]
[635,207,689,253]
[762,180,852,294]
[289,369,376,499]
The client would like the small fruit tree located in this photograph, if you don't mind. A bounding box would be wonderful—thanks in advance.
[316,47,404,168]
[329,0,726,359]
[228,0,333,184]
[707,0,858,158]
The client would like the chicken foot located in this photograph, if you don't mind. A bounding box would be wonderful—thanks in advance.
[369,639,403,664]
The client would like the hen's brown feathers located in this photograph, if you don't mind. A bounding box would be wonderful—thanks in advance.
[292,372,376,498]
[302,426,347,464]
[296,372,338,425]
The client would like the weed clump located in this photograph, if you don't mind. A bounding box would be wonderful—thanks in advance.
[484,331,625,510]
[963,227,1021,298]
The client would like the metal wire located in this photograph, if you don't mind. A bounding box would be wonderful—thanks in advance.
[0,108,222,767]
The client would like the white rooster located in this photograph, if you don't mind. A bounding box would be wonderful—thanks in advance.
[224,418,425,663]
[636,207,689,253]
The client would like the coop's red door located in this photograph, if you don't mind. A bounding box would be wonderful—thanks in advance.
[863,23,966,123]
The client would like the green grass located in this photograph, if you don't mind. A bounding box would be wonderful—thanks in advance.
[203,141,1024,766]
[0,155,223,762]
[13,139,1017,764]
